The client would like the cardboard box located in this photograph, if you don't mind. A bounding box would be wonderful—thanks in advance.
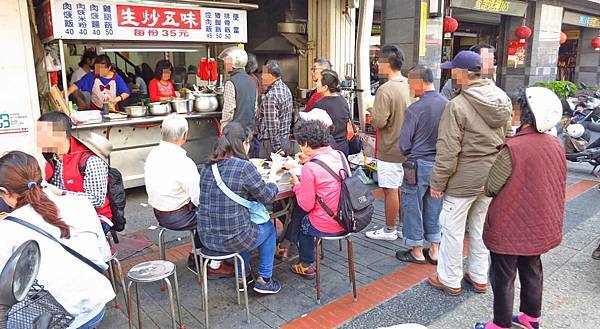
[48,85,70,115]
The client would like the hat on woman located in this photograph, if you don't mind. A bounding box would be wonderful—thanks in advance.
[72,130,113,163]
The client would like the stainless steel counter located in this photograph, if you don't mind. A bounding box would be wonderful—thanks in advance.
[72,112,221,130]
[73,112,221,188]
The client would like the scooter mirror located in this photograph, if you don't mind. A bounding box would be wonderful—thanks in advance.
[0,240,41,316]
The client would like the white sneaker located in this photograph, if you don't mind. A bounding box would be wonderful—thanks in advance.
[397,230,403,239]
[365,227,398,241]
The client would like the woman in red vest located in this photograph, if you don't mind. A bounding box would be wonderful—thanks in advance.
[475,87,566,329]
[37,112,113,233]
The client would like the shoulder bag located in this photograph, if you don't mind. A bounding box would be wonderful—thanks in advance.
[211,164,271,224]
[5,216,104,274]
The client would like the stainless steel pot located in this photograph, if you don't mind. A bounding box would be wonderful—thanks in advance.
[124,105,147,117]
[170,99,189,114]
[193,93,219,112]
[148,102,172,116]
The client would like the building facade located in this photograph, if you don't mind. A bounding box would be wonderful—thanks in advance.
[382,0,600,93]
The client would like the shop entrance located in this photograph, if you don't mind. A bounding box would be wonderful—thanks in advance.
[557,27,580,82]
[441,8,501,89]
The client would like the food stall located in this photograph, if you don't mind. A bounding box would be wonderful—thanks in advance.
[36,0,257,188]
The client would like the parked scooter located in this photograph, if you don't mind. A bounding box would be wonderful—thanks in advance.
[566,83,600,131]
[564,123,600,176]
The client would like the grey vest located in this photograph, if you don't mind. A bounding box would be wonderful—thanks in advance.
[229,70,257,131]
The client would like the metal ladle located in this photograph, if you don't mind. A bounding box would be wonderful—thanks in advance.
[0,240,41,329]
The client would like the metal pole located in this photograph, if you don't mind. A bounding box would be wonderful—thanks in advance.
[58,39,69,105]
[355,0,374,132]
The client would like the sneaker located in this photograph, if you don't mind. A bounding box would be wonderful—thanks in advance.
[237,275,255,292]
[253,277,282,294]
[365,227,398,241]
[290,262,316,279]
[512,314,540,329]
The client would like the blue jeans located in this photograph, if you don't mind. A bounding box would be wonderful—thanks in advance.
[401,159,443,247]
[298,216,345,264]
[239,222,276,278]
[78,309,105,329]
[101,222,111,234]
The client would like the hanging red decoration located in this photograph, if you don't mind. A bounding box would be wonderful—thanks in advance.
[443,17,459,34]
[515,25,532,39]
[559,32,568,45]
[592,36,600,51]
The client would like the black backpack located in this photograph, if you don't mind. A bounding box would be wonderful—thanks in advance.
[311,152,374,233]
[79,152,127,232]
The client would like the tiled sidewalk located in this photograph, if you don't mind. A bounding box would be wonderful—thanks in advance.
[100,178,600,329]
[101,195,416,329]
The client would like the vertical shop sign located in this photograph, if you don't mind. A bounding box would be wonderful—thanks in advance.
[419,2,428,57]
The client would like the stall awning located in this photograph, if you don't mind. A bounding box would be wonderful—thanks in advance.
[36,0,252,44]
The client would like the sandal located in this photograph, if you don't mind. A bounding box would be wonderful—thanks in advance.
[275,244,289,261]
[423,248,438,265]
[395,250,427,264]
[290,262,316,279]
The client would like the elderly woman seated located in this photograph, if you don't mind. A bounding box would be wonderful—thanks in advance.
[288,120,347,279]
[196,122,282,294]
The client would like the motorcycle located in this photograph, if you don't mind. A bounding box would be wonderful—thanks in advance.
[564,123,600,176]
[565,83,600,131]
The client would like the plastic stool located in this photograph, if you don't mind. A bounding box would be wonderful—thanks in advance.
[126,260,184,329]
[199,249,250,329]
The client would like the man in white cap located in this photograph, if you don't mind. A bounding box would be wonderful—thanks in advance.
[218,46,257,132]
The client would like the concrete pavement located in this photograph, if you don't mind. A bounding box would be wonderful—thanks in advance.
[99,162,600,328]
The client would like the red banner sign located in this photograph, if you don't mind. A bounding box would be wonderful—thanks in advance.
[116,5,201,30]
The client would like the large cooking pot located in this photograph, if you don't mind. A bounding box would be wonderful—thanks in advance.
[148,102,172,116]
[124,105,147,117]
[193,93,219,113]
[170,99,189,114]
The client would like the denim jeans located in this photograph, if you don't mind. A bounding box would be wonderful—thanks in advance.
[78,309,105,329]
[298,216,345,264]
[238,222,276,278]
[400,159,443,247]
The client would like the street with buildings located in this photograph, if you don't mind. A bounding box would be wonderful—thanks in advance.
[0,0,600,329]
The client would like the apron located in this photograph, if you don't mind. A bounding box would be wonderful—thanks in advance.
[90,75,117,111]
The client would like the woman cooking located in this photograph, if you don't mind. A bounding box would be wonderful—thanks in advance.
[67,55,130,111]
[148,60,177,102]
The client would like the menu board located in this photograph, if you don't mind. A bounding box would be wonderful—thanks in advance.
[40,0,247,43]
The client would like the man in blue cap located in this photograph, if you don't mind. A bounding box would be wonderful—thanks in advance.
[427,51,513,296]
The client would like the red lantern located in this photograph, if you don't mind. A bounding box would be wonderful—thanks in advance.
[592,36,600,51]
[560,32,568,45]
[515,25,532,39]
[443,16,459,34]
